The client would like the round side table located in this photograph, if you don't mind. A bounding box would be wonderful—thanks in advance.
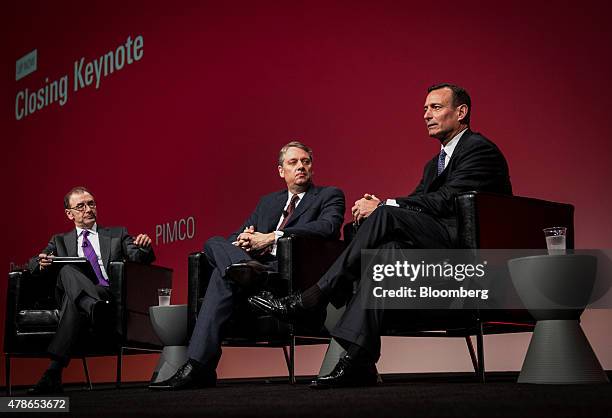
[149,304,188,385]
[508,254,608,384]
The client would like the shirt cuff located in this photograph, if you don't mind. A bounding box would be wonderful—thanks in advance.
[385,199,399,207]
[274,230,284,243]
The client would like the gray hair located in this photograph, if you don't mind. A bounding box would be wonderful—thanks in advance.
[278,141,313,166]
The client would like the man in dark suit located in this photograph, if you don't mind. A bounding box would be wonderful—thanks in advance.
[150,141,345,390]
[249,84,512,387]
[27,186,154,394]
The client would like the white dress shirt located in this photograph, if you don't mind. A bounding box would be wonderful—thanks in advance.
[440,128,466,168]
[75,223,110,281]
[271,190,306,255]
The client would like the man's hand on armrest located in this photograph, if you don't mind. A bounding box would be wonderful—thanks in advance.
[133,234,152,248]
[38,253,54,270]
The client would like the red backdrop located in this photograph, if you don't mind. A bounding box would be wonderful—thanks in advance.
[2,1,612,386]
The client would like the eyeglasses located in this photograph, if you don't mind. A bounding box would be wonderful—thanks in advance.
[68,200,97,212]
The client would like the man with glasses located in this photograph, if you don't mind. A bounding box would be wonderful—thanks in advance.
[27,186,155,394]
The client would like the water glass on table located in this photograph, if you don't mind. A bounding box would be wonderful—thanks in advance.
[543,227,567,255]
[158,288,172,306]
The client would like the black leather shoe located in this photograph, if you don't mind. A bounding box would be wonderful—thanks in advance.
[225,260,270,289]
[310,355,378,389]
[248,292,326,331]
[248,292,307,321]
[28,370,63,395]
[149,360,216,390]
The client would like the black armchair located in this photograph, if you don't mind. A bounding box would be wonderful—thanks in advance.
[376,192,575,382]
[187,236,346,383]
[4,262,172,395]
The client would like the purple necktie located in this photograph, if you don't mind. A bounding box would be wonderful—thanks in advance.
[82,230,109,287]
[437,149,447,176]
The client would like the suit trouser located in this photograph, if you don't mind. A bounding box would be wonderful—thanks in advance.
[49,265,112,360]
[316,205,453,361]
[186,236,276,368]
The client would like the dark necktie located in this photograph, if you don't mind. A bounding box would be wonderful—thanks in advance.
[278,194,300,230]
[437,149,447,176]
[82,230,109,287]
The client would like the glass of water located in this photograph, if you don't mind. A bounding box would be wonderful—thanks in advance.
[543,227,567,255]
[158,288,172,306]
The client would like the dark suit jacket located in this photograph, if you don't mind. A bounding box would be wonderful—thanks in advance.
[28,226,156,281]
[395,130,512,241]
[228,184,345,243]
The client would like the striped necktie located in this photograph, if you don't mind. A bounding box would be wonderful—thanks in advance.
[279,194,300,230]
[437,149,447,176]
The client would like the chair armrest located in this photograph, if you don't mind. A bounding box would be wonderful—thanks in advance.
[109,262,172,345]
[277,236,346,293]
[5,271,25,351]
[5,270,58,351]
[7,269,57,308]
[456,192,575,249]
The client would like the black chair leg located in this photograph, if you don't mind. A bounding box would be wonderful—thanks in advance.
[5,355,11,396]
[282,346,291,372]
[476,323,485,383]
[82,357,93,390]
[464,336,479,374]
[289,332,296,384]
[116,349,123,388]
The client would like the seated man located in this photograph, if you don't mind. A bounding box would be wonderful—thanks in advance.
[250,83,513,388]
[151,141,345,390]
[27,186,154,394]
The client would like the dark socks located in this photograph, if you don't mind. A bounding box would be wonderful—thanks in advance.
[46,360,65,381]
[301,285,327,309]
[336,339,374,365]
[347,343,366,360]
[187,358,207,373]
[49,360,64,371]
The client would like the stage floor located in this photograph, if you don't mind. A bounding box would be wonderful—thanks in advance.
[5,373,612,417]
